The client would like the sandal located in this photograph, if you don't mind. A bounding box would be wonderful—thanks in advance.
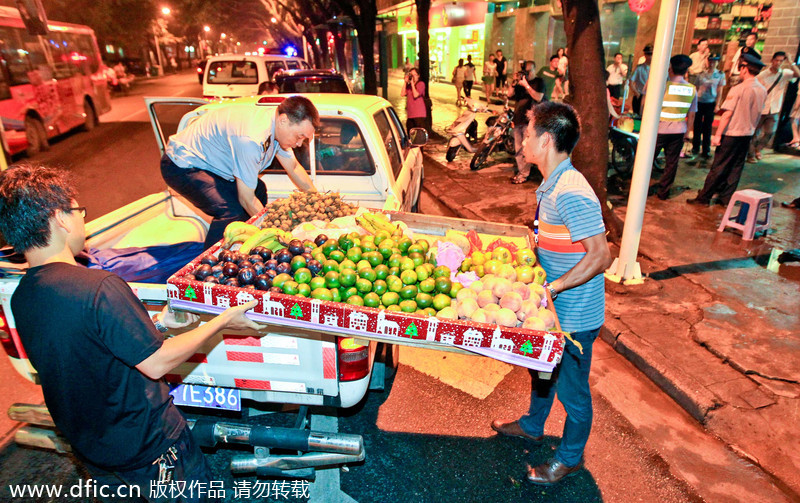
[511,174,527,184]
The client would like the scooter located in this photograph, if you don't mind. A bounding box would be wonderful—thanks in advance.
[470,102,515,171]
[445,98,488,162]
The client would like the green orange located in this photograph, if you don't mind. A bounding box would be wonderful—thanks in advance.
[339,268,357,287]
[363,292,381,308]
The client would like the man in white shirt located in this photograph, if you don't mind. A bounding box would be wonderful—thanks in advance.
[688,38,710,83]
[748,51,800,161]
[606,53,628,99]
[729,33,760,84]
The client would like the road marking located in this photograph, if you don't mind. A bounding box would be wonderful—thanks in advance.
[399,346,512,399]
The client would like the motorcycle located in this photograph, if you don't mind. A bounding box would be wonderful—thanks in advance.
[445,98,488,162]
[470,102,515,171]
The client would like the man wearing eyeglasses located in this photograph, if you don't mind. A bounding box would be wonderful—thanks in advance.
[0,165,265,502]
[161,95,319,249]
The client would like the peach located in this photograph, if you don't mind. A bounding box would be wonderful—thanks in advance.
[470,308,488,323]
[498,264,517,282]
[476,290,498,308]
[495,308,519,327]
[517,299,541,322]
[469,279,485,292]
[483,303,501,323]
[457,298,479,319]
[491,278,513,299]
[512,282,530,300]
[499,292,523,313]
[522,316,547,331]
[529,283,546,299]
[538,308,556,329]
[437,307,458,320]
[457,287,478,302]
[482,276,499,293]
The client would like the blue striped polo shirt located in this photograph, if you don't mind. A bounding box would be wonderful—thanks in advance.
[535,158,606,332]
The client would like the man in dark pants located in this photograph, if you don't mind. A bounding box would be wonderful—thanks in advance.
[491,102,612,485]
[161,96,318,248]
[652,55,697,200]
[495,49,507,90]
[692,54,726,158]
[0,166,264,502]
[688,53,767,206]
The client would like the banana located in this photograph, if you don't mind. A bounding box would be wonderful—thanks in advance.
[356,216,377,234]
[239,228,279,255]
[363,212,397,234]
[223,222,260,248]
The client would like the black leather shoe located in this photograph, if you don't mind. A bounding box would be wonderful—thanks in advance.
[686,197,709,205]
[527,458,583,485]
[490,420,543,443]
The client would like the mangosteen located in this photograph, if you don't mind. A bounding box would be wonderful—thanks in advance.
[307,259,322,275]
[230,252,245,265]
[264,259,278,271]
[211,264,225,278]
[254,274,273,291]
[252,246,267,257]
[237,267,256,285]
[275,249,293,264]
[301,252,313,262]
[248,254,264,264]
[288,239,304,256]
[224,277,241,287]
[275,262,292,275]
[314,234,328,247]
[303,246,314,255]
[204,276,220,284]
[264,269,277,280]
[194,264,213,280]
[252,262,265,275]
[222,262,240,278]
[218,250,234,263]
[239,260,254,270]
[183,273,197,281]
[201,255,219,267]
[258,248,273,261]
[269,286,283,294]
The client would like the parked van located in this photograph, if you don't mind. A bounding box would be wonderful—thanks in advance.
[202,54,311,99]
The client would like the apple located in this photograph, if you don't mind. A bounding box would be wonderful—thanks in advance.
[484,259,502,276]
[516,265,534,284]
[515,248,536,267]
[491,247,512,264]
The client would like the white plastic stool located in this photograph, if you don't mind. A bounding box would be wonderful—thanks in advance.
[717,189,772,240]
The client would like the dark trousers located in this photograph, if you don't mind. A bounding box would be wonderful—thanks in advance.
[655,133,685,199]
[608,84,622,99]
[160,154,267,249]
[518,328,600,467]
[464,80,473,97]
[692,102,716,155]
[87,427,216,503]
[696,135,753,204]
[632,94,643,116]
[406,117,426,133]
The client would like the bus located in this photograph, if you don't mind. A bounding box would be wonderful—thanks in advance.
[0,6,111,158]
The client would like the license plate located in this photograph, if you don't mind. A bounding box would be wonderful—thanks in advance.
[169,384,241,412]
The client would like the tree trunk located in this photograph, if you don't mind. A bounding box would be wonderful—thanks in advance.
[415,0,433,131]
[561,0,623,241]
[334,27,348,74]
[353,10,378,95]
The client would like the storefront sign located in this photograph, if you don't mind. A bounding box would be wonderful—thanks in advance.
[398,2,487,32]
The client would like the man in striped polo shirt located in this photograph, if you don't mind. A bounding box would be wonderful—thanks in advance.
[491,102,612,485]
[651,54,697,200]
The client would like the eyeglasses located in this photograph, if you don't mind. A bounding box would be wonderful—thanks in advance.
[67,207,87,218]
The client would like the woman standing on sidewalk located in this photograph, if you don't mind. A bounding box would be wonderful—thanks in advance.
[483,54,497,102]
[452,59,466,105]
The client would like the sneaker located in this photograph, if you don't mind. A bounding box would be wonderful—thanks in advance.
[746,156,758,163]
[755,152,763,160]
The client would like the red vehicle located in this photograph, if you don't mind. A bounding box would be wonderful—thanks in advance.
[0,6,111,157]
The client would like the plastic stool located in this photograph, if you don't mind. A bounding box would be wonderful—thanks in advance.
[717,189,772,240]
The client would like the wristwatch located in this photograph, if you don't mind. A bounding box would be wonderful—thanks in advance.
[152,314,168,333]
[548,285,559,300]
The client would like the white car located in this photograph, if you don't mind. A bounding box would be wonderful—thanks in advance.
[202,54,310,99]
[146,93,427,212]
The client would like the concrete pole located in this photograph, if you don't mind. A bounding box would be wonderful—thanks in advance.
[606,0,681,284]
[154,34,165,76]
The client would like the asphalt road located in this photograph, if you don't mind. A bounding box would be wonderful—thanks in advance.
[0,71,771,503]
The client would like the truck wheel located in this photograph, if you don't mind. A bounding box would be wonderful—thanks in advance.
[25,117,49,157]
[81,100,97,132]
[470,142,493,171]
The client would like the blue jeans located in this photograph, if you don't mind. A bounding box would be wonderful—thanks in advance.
[86,427,217,503]
[161,154,267,249]
[518,327,600,467]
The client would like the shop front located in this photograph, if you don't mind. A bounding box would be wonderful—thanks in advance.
[397,2,487,82]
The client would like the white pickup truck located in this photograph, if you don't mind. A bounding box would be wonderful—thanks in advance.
[0,93,427,486]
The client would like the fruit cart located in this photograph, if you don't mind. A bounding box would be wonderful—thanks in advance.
[167,209,565,374]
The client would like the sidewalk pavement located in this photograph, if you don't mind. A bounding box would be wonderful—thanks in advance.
[387,79,800,498]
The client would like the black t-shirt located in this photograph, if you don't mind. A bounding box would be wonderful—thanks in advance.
[512,78,538,126]
[11,263,185,471]
[496,57,506,76]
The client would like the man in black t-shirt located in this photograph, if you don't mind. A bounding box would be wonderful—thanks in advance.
[495,49,508,89]
[507,61,545,184]
[0,166,263,502]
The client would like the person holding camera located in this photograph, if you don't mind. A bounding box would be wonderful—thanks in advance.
[401,67,427,132]
[508,61,546,184]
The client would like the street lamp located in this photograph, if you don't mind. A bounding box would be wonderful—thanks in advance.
[271,17,277,24]
[154,6,171,76]
[161,6,171,15]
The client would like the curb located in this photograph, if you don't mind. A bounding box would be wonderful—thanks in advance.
[420,151,721,426]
